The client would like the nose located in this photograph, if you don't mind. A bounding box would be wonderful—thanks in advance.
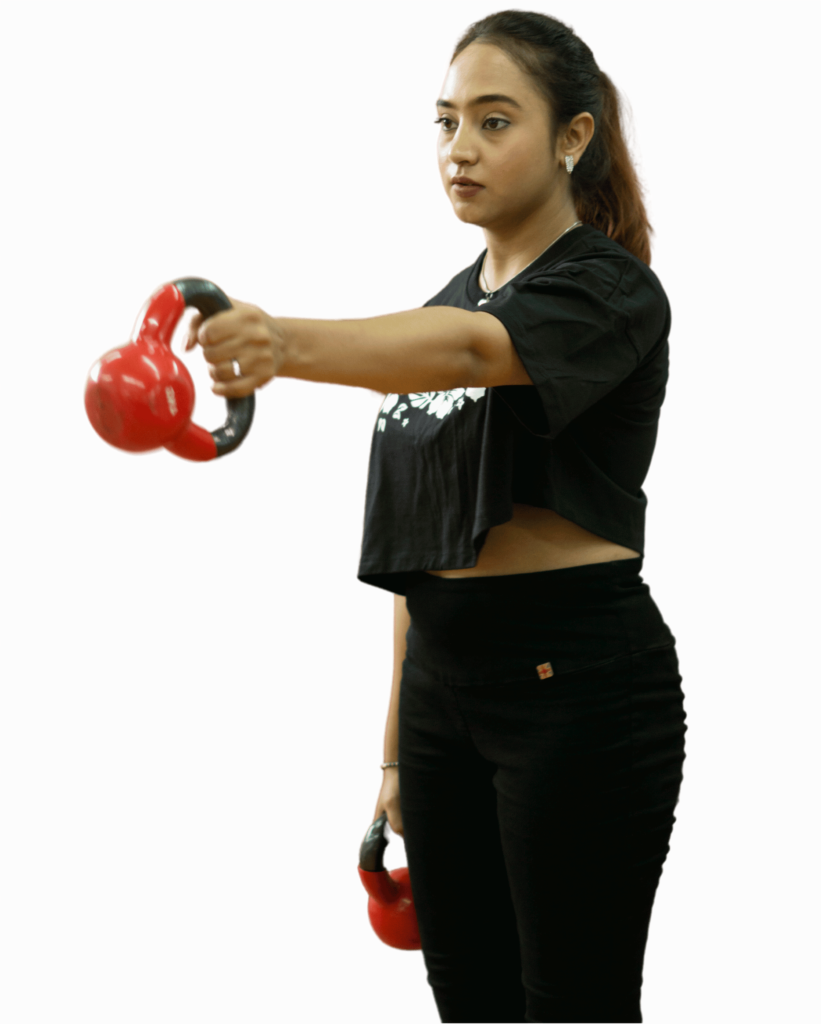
[442,121,478,168]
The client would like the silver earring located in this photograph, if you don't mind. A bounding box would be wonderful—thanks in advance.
[565,154,574,174]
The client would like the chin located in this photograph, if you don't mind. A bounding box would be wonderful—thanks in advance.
[448,208,479,225]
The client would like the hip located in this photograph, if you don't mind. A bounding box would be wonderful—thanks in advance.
[404,557,675,685]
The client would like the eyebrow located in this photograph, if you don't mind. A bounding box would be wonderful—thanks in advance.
[436,93,522,110]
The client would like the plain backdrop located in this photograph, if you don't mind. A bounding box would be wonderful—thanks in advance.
[1,1,818,1021]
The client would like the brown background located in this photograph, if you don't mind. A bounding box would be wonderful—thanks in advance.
[3,2,814,1024]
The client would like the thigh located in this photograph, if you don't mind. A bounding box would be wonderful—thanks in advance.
[398,656,527,1024]
[475,645,687,1023]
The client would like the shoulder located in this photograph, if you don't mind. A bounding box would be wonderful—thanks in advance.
[518,231,669,329]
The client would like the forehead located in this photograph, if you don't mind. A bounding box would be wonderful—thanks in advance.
[439,42,534,106]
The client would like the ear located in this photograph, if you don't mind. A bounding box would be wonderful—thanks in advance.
[470,312,533,387]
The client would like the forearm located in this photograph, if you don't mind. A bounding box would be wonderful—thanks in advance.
[274,306,480,395]
[383,669,402,763]
[384,595,411,763]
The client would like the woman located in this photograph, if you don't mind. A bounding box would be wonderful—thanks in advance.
[187,11,687,1023]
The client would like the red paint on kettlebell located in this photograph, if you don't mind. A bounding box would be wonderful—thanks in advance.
[358,811,420,950]
[85,279,254,461]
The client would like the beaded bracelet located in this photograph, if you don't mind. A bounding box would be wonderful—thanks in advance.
[381,761,399,769]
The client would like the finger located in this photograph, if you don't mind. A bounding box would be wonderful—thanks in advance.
[185,311,203,350]
[212,375,260,400]
[209,360,241,383]
[212,368,273,399]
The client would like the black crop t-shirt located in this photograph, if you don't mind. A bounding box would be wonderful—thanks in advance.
[357,223,671,596]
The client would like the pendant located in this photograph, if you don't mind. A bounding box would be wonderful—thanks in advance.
[477,297,488,306]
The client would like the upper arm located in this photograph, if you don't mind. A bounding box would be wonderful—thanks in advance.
[469,311,534,388]
[394,593,410,640]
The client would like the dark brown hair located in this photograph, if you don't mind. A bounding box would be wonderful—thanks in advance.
[451,10,654,265]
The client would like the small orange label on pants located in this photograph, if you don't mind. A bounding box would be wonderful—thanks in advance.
[536,662,554,679]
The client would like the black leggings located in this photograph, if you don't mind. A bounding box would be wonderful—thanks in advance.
[397,558,687,1023]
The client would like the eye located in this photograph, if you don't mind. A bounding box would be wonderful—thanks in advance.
[433,116,510,132]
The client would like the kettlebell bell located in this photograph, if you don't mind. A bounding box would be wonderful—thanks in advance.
[358,810,420,950]
[85,277,254,461]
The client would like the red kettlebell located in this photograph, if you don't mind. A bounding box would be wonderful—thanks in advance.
[358,811,420,950]
[85,277,254,461]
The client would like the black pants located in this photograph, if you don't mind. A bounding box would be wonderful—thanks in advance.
[397,558,687,1023]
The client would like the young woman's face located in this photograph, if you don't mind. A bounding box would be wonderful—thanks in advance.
[436,42,577,230]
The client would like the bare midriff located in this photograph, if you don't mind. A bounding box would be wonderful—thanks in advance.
[424,504,640,578]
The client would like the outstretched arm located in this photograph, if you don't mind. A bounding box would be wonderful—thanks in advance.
[189,301,531,398]
[276,307,479,395]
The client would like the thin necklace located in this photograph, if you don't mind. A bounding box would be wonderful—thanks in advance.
[477,220,583,306]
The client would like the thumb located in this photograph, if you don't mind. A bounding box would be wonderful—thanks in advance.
[179,309,202,358]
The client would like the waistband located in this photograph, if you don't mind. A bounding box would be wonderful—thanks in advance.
[403,557,675,684]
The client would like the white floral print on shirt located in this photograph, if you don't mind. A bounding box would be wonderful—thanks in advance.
[376,389,487,431]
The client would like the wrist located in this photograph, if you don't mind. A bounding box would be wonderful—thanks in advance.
[266,314,290,376]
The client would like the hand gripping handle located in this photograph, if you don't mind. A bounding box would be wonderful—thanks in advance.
[165,277,255,461]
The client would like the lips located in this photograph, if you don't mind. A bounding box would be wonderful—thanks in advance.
[452,177,482,186]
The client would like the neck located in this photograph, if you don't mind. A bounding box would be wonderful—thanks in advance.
[481,201,581,292]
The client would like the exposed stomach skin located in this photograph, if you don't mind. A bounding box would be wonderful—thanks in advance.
[424,504,640,578]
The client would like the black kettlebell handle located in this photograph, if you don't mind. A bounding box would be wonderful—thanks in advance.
[174,277,255,457]
[359,811,390,872]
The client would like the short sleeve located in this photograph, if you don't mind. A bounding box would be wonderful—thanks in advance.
[483,254,669,439]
